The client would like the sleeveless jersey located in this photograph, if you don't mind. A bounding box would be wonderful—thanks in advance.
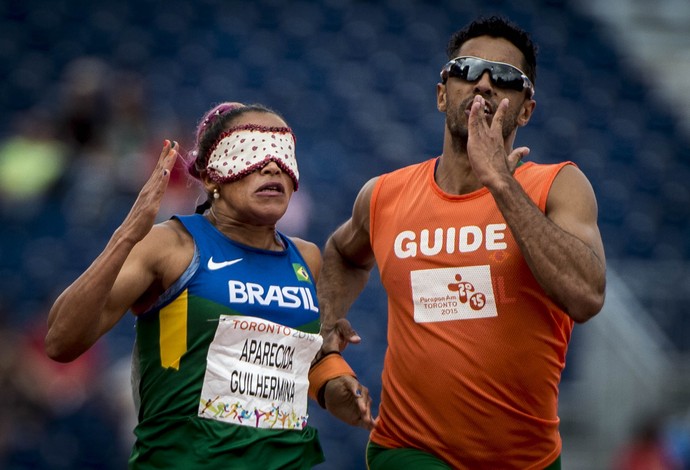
[129,214,324,469]
[369,159,575,470]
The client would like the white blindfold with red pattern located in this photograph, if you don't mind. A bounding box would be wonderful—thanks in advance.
[206,124,299,190]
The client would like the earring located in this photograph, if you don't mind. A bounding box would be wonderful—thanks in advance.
[213,188,220,200]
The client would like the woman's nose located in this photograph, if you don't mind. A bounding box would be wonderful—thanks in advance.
[261,160,282,174]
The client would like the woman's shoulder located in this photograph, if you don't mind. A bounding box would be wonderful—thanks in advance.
[125,218,191,257]
[153,218,194,246]
[287,236,320,261]
[141,219,195,278]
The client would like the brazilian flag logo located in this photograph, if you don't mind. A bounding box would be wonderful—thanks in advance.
[292,263,311,283]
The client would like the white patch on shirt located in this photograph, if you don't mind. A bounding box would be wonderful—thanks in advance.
[411,265,497,322]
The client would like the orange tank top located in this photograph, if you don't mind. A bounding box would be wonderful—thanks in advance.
[369,158,574,470]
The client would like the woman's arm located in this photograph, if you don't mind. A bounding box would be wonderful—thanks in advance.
[45,141,181,361]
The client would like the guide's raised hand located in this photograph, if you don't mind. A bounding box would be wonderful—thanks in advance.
[467,96,529,189]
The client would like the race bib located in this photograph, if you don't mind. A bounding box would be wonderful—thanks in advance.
[198,315,322,430]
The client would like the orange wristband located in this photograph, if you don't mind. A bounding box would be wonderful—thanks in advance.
[308,353,356,405]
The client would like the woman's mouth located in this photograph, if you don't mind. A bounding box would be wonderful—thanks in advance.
[256,182,285,194]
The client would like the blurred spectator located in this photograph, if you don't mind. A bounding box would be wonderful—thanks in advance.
[666,411,690,470]
[0,310,25,459]
[0,319,129,468]
[612,415,683,470]
[55,57,112,154]
[0,107,67,219]
[106,68,172,200]
[53,57,194,227]
[55,57,119,229]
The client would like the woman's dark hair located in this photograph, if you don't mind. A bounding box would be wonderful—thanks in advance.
[446,15,538,86]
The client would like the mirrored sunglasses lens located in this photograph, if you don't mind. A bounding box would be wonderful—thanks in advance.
[449,58,527,92]
[458,58,482,81]
[492,68,525,91]
[448,62,470,80]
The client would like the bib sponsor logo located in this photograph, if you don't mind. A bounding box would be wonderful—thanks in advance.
[411,265,497,322]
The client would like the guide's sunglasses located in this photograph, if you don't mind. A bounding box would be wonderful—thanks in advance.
[440,56,535,98]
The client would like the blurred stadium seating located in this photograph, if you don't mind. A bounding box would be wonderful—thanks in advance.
[1,0,689,468]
